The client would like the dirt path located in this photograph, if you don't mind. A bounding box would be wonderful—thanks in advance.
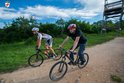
[0,37,124,83]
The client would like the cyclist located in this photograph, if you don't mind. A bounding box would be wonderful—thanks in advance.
[59,24,87,65]
[32,27,57,58]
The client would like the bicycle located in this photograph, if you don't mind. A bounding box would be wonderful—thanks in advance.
[49,49,89,81]
[28,48,63,67]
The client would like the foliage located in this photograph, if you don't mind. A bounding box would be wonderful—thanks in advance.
[0,17,124,44]
[111,75,122,83]
[1,31,124,73]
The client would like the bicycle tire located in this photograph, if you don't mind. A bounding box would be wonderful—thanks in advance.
[28,54,44,67]
[78,53,89,69]
[52,49,63,61]
[49,61,68,81]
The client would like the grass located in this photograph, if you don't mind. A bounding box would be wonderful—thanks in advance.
[111,75,122,83]
[0,30,124,73]
[0,43,35,73]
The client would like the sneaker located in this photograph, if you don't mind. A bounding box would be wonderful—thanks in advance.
[54,54,58,57]
[52,55,56,59]
[52,54,58,59]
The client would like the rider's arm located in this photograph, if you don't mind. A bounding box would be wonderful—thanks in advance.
[37,39,41,49]
[60,36,69,48]
[37,33,42,49]
[71,36,80,51]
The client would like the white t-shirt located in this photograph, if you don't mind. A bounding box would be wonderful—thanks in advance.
[37,33,52,40]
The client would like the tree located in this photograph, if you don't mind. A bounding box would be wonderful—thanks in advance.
[56,18,65,35]
[1,16,38,43]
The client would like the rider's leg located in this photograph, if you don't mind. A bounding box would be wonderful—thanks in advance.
[68,45,79,65]
[69,46,74,62]
[44,45,49,55]
[47,39,57,56]
[69,45,79,62]
[49,47,56,55]
[78,44,86,63]
[70,52,74,61]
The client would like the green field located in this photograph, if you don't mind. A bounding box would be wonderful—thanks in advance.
[0,31,124,73]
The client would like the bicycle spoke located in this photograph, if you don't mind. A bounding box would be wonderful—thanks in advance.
[49,61,68,81]
[28,54,44,67]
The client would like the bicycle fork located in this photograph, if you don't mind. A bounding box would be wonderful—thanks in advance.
[58,62,64,72]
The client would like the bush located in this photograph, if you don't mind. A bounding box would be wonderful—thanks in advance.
[24,37,36,45]
[0,17,123,44]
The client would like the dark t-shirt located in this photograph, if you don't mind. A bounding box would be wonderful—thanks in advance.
[67,29,87,44]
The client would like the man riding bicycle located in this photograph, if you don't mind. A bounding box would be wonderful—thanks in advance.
[32,27,57,58]
[59,24,87,65]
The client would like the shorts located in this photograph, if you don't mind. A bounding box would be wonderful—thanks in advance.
[46,38,53,47]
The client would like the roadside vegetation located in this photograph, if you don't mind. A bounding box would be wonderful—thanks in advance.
[0,17,124,73]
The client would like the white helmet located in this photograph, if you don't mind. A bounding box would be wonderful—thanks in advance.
[32,27,39,32]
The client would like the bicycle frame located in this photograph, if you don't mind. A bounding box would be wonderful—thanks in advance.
[36,48,63,59]
[36,49,51,55]
[62,51,79,65]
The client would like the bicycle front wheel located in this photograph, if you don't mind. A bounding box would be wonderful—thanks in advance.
[28,54,44,67]
[49,61,68,81]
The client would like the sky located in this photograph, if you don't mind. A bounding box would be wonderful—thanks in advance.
[0,0,118,28]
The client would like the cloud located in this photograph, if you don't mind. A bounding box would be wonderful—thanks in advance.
[0,0,121,21]
[75,0,121,14]
[0,0,120,28]
[0,7,31,20]
[108,0,120,3]
[0,4,99,21]
[23,5,97,19]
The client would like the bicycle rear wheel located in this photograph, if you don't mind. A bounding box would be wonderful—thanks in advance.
[78,53,89,69]
[28,54,44,67]
[49,61,68,81]
[52,49,63,60]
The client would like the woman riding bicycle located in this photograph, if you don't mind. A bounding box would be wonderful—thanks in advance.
[32,27,57,58]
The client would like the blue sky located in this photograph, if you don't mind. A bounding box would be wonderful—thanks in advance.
[0,0,117,28]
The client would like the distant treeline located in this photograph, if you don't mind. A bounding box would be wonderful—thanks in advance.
[0,17,123,44]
